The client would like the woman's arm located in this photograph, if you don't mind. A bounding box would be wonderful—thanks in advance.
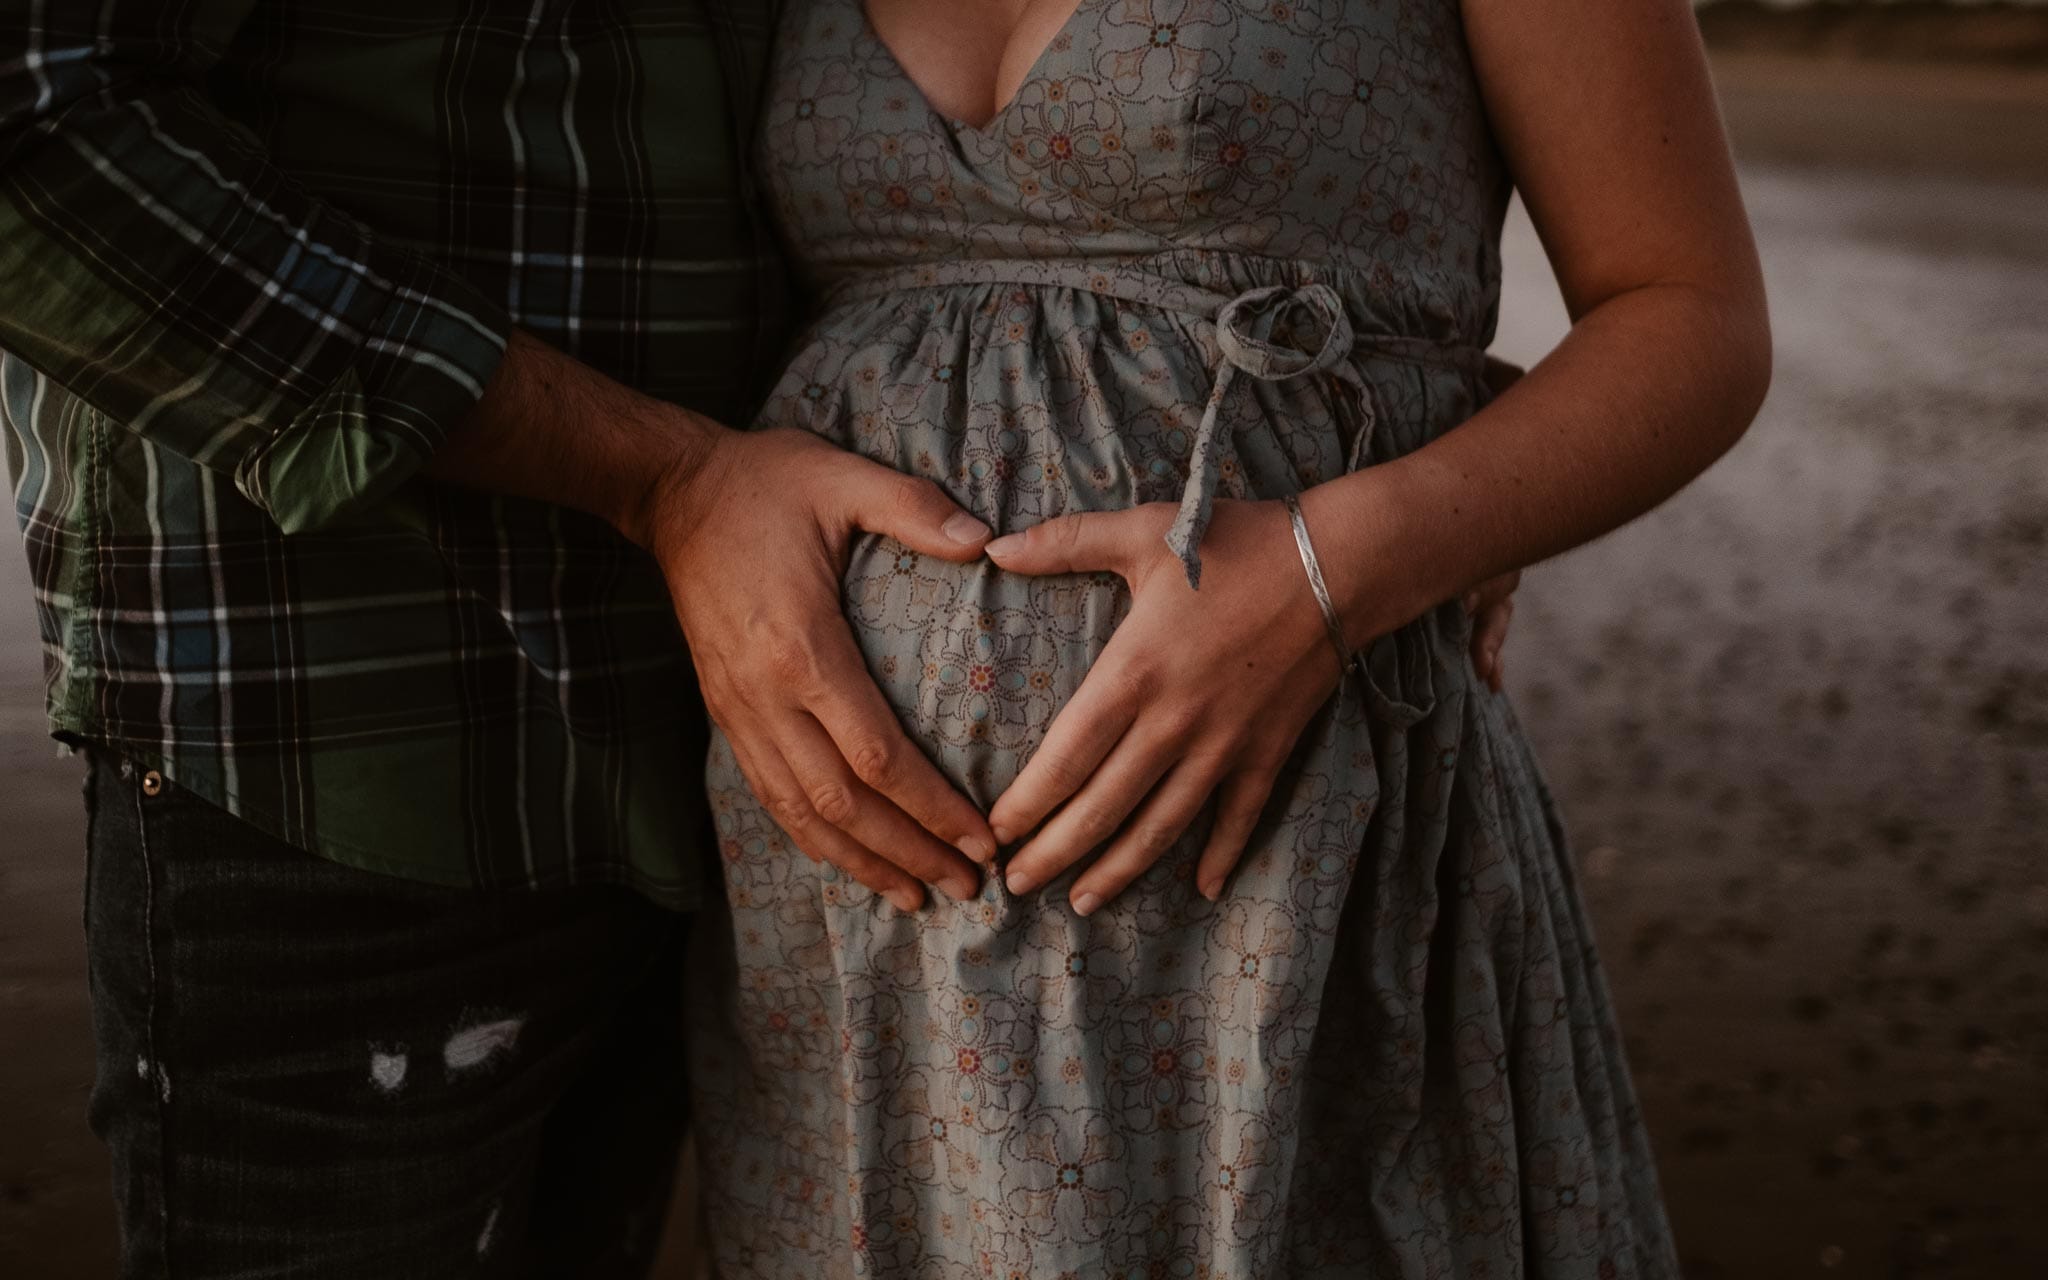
[1309,0,1772,640]
[988,0,1770,911]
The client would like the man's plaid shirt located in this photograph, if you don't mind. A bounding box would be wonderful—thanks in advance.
[0,1,785,905]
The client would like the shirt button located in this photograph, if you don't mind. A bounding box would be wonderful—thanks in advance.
[141,770,164,797]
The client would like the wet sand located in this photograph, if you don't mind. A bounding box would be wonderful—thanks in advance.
[1495,53,2048,1279]
[4,50,2046,1279]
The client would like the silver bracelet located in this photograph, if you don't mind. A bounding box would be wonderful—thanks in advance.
[1283,494,1353,676]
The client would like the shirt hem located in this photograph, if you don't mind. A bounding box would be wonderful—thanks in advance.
[48,722,708,914]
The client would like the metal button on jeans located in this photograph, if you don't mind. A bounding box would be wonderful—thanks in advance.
[141,770,163,797]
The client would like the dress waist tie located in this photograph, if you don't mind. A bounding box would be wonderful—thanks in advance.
[823,263,1492,726]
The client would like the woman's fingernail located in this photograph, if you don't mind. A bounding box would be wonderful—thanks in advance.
[889,889,921,913]
[1072,891,1101,917]
[991,823,1014,847]
[943,512,991,544]
[984,534,1022,561]
[1199,881,1220,902]
[958,836,995,865]
[1005,869,1032,895]
[945,876,979,903]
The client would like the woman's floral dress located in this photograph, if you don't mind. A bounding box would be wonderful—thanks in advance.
[686,1,1681,1276]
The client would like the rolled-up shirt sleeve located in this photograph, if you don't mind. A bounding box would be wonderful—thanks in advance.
[0,1,510,534]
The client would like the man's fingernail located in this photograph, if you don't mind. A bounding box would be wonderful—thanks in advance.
[991,823,1014,847]
[945,877,979,903]
[1005,869,1031,895]
[889,889,921,913]
[984,534,1022,561]
[1200,882,1221,902]
[1072,891,1101,917]
[943,512,991,544]
[959,837,995,865]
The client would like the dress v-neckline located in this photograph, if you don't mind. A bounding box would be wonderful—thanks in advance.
[857,0,1093,137]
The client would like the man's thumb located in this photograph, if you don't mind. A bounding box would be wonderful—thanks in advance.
[846,466,990,563]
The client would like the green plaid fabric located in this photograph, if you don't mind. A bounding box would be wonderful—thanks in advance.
[0,0,785,906]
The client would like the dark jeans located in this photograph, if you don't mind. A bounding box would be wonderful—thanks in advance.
[81,751,695,1278]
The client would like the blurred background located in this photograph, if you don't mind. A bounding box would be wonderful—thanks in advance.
[4,2,2045,1275]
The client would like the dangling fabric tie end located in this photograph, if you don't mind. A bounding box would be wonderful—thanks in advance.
[1161,283,1356,591]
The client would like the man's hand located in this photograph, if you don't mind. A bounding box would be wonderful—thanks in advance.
[429,330,992,911]
[1463,569,1520,692]
[632,428,995,910]
[1463,357,1527,692]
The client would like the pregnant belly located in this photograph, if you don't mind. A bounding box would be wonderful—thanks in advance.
[766,287,1368,806]
[839,536,1127,811]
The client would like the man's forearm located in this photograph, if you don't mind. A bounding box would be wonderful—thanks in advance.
[1,4,512,535]
[431,327,998,904]
[427,328,729,548]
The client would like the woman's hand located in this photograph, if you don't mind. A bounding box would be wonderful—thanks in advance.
[986,494,1523,912]
[984,498,1363,913]
[638,427,997,912]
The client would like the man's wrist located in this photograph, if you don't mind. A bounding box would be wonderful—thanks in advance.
[430,328,732,548]
[608,410,732,553]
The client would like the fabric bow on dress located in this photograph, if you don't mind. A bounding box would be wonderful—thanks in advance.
[1166,281,1370,590]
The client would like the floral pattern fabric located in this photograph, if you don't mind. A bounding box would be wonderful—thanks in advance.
[687,1,1681,1275]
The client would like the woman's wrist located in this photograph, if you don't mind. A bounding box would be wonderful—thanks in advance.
[1295,464,1459,653]
[1279,495,1356,674]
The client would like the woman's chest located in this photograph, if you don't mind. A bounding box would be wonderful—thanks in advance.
[762,0,1499,269]
[862,0,1091,128]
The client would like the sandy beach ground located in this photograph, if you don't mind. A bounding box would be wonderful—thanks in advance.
[4,46,2046,1280]
[1492,51,2048,1279]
